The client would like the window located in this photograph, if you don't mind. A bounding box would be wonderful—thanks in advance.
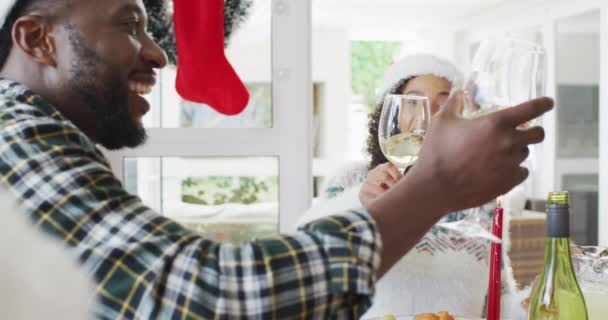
[124,157,279,243]
[105,0,312,241]
[155,71,273,129]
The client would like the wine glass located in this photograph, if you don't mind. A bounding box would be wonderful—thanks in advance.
[378,94,431,173]
[572,245,608,320]
[463,36,546,124]
[437,36,546,242]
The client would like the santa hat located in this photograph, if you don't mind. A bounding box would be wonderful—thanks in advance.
[377,54,463,104]
[0,0,16,28]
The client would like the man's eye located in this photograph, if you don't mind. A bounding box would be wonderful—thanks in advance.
[124,21,139,35]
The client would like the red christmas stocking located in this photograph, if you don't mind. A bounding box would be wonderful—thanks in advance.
[173,0,250,115]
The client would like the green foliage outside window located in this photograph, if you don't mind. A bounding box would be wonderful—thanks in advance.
[351,41,402,112]
[179,176,279,244]
[181,176,278,206]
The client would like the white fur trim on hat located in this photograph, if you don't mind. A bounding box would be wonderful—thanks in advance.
[377,54,463,104]
[0,0,17,29]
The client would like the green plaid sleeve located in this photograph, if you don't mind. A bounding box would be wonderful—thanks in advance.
[0,97,381,319]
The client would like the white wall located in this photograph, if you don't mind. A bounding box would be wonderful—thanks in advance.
[557,33,600,85]
[312,29,351,163]
[396,29,457,63]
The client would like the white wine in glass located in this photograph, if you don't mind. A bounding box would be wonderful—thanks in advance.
[380,131,424,170]
[378,94,430,172]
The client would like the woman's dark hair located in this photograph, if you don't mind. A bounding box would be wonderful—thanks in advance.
[366,77,412,170]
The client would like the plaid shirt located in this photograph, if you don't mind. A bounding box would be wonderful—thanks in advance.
[0,79,381,319]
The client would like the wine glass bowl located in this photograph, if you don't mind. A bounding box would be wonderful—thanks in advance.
[462,37,546,122]
[378,94,431,172]
[571,245,608,320]
[435,36,547,242]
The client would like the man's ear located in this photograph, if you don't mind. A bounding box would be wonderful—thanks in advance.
[11,16,56,67]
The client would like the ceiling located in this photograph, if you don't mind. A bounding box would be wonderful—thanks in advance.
[312,0,511,39]
[229,0,521,44]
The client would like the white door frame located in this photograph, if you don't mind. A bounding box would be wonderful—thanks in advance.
[599,6,608,246]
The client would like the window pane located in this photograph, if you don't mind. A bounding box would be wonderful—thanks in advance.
[562,175,598,246]
[124,157,279,244]
[554,11,600,246]
[144,0,272,129]
[556,85,599,158]
[556,12,600,158]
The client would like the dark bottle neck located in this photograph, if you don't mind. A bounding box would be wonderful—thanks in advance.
[547,204,569,238]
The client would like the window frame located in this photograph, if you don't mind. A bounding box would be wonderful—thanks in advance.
[104,0,313,234]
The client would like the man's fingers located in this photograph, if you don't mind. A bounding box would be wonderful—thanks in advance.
[515,167,530,186]
[495,97,554,127]
[516,126,545,146]
[504,167,530,193]
[442,89,465,115]
[514,147,530,164]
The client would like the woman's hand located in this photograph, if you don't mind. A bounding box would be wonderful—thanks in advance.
[359,162,402,208]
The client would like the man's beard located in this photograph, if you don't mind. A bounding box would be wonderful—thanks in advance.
[66,27,147,150]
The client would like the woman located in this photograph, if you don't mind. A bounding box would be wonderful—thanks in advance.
[307,54,517,318]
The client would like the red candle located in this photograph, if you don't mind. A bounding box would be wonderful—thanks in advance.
[487,199,504,320]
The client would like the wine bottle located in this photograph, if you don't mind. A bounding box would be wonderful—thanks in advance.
[528,191,588,319]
